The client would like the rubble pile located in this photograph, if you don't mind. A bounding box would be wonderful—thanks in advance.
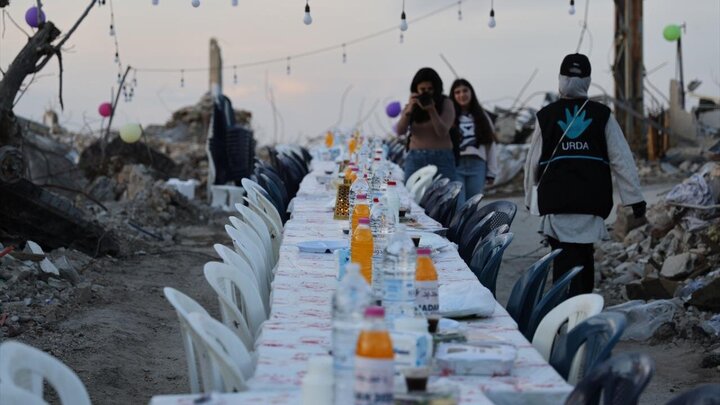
[597,162,720,343]
[0,246,99,338]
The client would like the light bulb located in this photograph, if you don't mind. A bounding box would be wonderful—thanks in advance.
[109,24,115,36]
[191,0,200,7]
[488,9,496,28]
[569,0,576,15]
[303,4,312,25]
[400,11,408,31]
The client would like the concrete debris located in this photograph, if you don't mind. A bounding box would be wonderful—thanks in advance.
[661,253,701,279]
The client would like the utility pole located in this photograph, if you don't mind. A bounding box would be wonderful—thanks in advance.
[613,0,645,154]
[209,38,223,94]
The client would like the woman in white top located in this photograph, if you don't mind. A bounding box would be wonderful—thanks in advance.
[450,79,499,205]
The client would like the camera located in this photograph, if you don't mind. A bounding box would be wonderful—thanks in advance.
[417,93,433,107]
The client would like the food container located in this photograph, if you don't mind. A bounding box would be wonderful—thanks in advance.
[435,342,517,376]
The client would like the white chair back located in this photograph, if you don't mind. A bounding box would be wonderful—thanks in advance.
[0,381,49,405]
[0,341,91,405]
[244,198,282,267]
[224,225,271,299]
[204,262,267,344]
[228,216,272,273]
[531,293,604,384]
[405,165,438,203]
[241,178,284,233]
[234,203,276,265]
[186,312,255,393]
[213,243,269,314]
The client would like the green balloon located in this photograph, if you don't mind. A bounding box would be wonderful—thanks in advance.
[663,24,682,42]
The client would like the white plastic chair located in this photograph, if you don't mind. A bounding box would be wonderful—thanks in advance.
[244,197,282,263]
[531,293,605,384]
[186,312,255,393]
[228,216,273,273]
[224,225,271,299]
[163,287,221,393]
[0,381,49,405]
[0,341,91,405]
[405,165,437,203]
[241,178,284,234]
[213,243,269,314]
[204,262,267,343]
[234,203,276,264]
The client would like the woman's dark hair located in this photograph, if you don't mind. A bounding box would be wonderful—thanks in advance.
[409,67,446,124]
[450,78,495,145]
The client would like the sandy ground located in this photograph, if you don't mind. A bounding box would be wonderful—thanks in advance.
[9,183,719,404]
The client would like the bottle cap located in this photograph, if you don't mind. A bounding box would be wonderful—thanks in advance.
[387,180,397,186]
[364,306,385,318]
[417,247,432,256]
[351,167,359,172]
[358,217,370,225]
[373,197,380,203]
[374,157,381,161]
[356,194,367,200]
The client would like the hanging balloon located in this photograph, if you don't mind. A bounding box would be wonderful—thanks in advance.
[663,24,682,42]
[25,7,46,28]
[386,101,402,118]
[119,123,143,143]
[98,102,113,118]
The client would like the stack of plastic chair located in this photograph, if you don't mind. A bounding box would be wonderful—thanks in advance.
[0,341,91,405]
[186,312,255,393]
[564,352,654,405]
[549,312,627,385]
[446,193,485,243]
[204,262,268,345]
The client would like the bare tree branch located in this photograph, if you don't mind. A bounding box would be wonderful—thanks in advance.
[34,0,97,73]
[55,49,63,109]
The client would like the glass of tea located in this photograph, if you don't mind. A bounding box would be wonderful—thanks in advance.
[401,366,431,392]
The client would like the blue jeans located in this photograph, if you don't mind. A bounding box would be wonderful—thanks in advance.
[403,149,457,183]
[456,156,487,206]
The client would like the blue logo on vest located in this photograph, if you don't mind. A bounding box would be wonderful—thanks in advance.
[557,106,592,139]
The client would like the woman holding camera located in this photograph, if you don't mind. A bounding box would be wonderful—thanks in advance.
[450,78,498,205]
[395,67,456,183]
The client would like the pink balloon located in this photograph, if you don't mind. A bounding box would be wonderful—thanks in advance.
[98,102,112,118]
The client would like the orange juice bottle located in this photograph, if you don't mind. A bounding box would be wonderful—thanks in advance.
[351,217,374,284]
[351,194,371,236]
[415,247,439,316]
[344,164,355,184]
[325,131,334,148]
[348,136,358,155]
[354,306,394,405]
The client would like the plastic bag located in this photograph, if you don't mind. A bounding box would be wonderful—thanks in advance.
[606,299,680,341]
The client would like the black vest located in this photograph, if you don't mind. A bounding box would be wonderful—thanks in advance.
[536,98,613,218]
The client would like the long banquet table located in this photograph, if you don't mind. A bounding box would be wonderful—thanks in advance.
[150,159,573,405]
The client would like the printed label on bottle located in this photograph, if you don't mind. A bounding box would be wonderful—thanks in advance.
[354,357,394,405]
[383,278,415,302]
[415,280,439,315]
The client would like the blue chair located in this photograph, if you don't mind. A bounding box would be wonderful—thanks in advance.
[524,266,584,339]
[565,352,655,405]
[446,193,485,243]
[665,384,720,405]
[470,224,510,266]
[456,201,517,245]
[419,178,450,209]
[549,312,627,384]
[469,232,514,296]
[427,182,463,227]
[459,212,495,263]
[505,249,563,335]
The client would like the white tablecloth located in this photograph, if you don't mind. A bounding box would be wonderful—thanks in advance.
[151,160,571,405]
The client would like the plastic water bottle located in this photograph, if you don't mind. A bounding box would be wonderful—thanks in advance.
[332,263,372,405]
[370,196,396,301]
[384,180,400,224]
[349,173,370,217]
[370,159,387,199]
[382,224,417,325]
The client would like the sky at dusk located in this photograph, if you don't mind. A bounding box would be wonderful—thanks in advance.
[2,0,719,146]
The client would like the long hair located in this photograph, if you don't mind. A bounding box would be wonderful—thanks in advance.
[450,78,495,145]
[409,67,445,124]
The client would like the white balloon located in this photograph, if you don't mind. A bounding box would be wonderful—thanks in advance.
[303,11,312,25]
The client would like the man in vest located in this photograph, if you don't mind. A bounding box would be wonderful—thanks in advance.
[524,53,646,296]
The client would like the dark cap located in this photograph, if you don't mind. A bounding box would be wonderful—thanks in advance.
[560,53,591,78]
